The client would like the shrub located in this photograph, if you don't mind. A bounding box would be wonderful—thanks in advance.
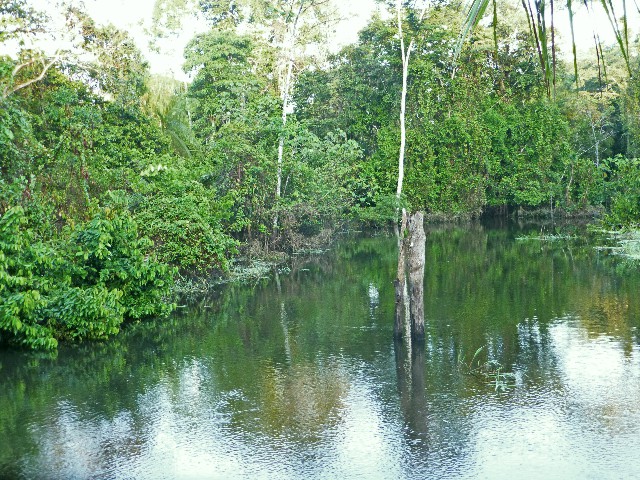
[0,205,176,350]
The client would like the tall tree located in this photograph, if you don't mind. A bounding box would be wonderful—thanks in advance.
[154,0,339,228]
[247,0,339,228]
[395,0,427,201]
[70,8,151,106]
[393,1,429,342]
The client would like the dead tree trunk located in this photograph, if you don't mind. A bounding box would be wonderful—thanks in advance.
[407,211,426,341]
[394,209,409,339]
[395,210,426,341]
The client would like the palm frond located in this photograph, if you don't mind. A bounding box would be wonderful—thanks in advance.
[455,0,634,89]
[599,0,631,75]
[567,0,579,87]
[454,0,491,63]
[522,0,549,96]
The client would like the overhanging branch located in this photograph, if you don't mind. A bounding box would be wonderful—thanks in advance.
[2,53,59,99]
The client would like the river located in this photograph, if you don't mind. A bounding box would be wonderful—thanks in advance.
[1,222,640,479]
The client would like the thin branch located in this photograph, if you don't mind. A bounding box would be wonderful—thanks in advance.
[3,54,59,99]
[11,59,38,78]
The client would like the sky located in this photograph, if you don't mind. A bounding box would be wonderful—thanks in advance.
[21,0,640,79]
[78,0,381,78]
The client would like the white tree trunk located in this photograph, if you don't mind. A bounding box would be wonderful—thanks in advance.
[397,47,412,200]
[396,0,413,201]
[273,4,304,230]
[276,55,294,200]
[395,3,428,343]
[396,1,427,201]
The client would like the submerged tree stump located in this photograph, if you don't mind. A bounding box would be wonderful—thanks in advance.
[394,209,408,339]
[394,210,426,342]
[407,211,425,340]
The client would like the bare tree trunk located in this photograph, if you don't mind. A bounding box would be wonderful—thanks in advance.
[274,3,304,230]
[394,209,409,339]
[394,3,428,343]
[407,212,426,340]
[396,0,414,201]
[395,210,426,341]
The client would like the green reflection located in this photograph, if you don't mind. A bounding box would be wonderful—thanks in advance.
[1,225,640,478]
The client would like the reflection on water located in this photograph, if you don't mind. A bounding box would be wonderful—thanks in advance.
[1,225,640,479]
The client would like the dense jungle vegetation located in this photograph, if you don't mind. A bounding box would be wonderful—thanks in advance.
[1,0,640,349]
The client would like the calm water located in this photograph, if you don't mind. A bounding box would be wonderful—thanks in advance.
[1,223,640,479]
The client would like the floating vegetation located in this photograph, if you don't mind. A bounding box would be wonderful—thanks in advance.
[173,260,283,296]
[292,248,329,255]
[457,346,517,392]
[227,260,277,283]
[516,228,578,241]
[595,229,640,260]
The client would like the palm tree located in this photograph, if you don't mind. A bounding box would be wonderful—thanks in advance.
[457,0,633,97]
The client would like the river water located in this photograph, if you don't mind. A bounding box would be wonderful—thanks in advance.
[1,223,640,479]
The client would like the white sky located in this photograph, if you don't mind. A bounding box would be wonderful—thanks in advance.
[19,0,640,78]
[77,0,381,78]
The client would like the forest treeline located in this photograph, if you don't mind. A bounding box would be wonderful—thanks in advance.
[1,0,639,349]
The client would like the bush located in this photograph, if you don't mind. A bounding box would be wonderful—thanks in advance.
[605,156,640,227]
[0,205,176,350]
[0,207,57,349]
[131,169,238,274]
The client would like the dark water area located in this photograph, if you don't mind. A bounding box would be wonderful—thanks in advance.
[1,222,640,479]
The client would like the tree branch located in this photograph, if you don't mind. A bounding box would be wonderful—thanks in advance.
[3,54,59,99]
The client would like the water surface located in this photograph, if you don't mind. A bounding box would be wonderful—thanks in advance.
[1,223,640,479]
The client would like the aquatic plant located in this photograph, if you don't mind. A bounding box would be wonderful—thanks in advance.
[458,345,516,392]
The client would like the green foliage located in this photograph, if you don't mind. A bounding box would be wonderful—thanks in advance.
[603,156,640,227]
[0,206,57,349]
[352,193,405,226]
[294,17,400,156]
[484,100,573,208]
[66,204,176,319]
[273,127,365,245]
[0,0,47,43]
[0,90,41,180]
[133,172,238,274]
[0,205,175,350]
